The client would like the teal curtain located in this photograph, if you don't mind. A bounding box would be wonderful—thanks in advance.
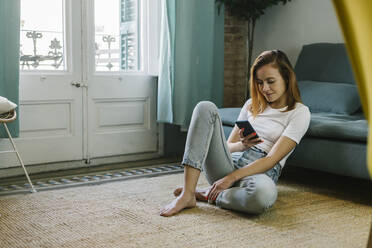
[158,0,224,128]
[0,0,20,137]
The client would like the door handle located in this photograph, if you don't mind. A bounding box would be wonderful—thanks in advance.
[71,82,88,88]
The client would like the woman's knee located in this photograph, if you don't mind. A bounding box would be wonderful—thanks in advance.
[194,101,218,115]
[257,176,277,207]
[241,175,277,214]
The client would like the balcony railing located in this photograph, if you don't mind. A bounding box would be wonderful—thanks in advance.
[20,30,64,70]
[20,30,137,71]
[95,33,137,71]
[95,34,120,71]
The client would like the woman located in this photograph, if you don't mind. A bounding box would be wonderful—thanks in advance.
[160,50,310,217]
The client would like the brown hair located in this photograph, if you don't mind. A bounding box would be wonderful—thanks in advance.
[249,50,302,117]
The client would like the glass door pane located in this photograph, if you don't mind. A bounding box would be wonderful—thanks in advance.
[20,0,65,71]
[94,0,140,71]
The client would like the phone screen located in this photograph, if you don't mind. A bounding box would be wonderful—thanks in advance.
[235,120,259,138]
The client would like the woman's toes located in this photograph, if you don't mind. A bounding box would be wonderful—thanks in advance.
[160,196,196,217]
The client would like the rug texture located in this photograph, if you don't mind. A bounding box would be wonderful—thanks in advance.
[0,169,371,248]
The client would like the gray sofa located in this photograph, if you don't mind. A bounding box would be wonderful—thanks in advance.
[219,43,370,181]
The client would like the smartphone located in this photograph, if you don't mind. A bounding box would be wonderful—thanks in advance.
[235,120,259,139]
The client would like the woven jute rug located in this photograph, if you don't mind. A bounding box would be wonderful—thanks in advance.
[0,167,371,248]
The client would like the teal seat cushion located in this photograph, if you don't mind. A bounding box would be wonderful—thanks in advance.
[305,112,367,142]
[298,80,361,114]
[287,138,369,180]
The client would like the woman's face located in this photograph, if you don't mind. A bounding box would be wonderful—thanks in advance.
[256,64,288,108]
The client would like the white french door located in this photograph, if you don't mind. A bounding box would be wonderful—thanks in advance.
[0,0,160,170]
[84,0,158,162]
[85,75,158,160]
[8,0,84,166]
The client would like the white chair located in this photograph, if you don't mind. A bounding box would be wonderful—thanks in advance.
[0,110,36,193]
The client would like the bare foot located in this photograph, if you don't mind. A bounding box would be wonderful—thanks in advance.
[160,192,196,217]
[173,187,210,202]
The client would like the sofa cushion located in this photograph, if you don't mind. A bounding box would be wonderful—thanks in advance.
[218,108,240,126]
[295,43,356,84]
[298,80,361,114]
[306,112,367,142]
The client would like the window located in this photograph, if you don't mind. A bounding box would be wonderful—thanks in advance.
[94,0,140,72]
[19,0,142,72]
[20,0,65,71]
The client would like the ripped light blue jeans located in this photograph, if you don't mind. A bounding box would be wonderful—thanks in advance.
[182,101,281,214]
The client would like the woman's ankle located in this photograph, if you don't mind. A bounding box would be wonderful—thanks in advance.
[180,189,196,198]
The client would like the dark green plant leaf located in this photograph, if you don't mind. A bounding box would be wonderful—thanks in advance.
[215,0,291,21]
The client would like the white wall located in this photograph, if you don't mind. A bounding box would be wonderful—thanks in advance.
[252,0,344,66]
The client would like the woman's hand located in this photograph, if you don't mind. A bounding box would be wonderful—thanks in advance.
[237,129,263,151]
[207,175,236,204]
